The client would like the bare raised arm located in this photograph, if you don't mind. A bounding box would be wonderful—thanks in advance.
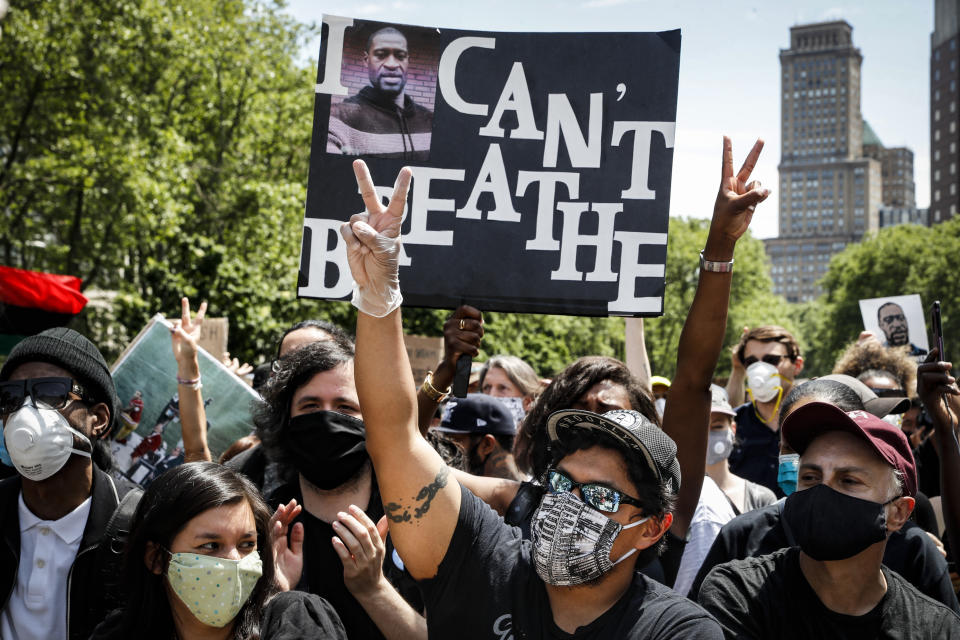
[662,137,769,537]
[170,297,212,463]
[342,160,462,580]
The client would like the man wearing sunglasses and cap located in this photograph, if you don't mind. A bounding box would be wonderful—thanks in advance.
[698,401,960,637]
[0,327,141,640]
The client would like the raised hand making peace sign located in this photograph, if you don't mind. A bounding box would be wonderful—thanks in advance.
[704,136,770,262]
[339,159,413,317]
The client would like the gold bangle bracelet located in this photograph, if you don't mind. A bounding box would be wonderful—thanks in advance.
[421,371,451,403]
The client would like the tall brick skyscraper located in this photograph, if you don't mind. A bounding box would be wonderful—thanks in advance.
[765,21,882,303]
[931,0,960,223]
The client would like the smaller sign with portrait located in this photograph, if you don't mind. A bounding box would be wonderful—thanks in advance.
[858,294,929,356]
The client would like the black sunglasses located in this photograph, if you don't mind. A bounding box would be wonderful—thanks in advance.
[743,354,790,367]
[869,387,907,399]
[0,377,94,415]
[545,469,642,514]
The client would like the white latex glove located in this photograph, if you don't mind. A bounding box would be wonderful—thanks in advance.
[339,160,412,317]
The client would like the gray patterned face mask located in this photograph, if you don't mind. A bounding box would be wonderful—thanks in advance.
[531,491,648,586]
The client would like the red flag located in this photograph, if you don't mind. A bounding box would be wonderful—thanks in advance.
[0,265,88,314]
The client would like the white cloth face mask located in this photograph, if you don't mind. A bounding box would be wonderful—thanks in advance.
[2,399,91,481]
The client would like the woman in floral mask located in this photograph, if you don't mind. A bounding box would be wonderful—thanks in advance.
[90,462,346,640]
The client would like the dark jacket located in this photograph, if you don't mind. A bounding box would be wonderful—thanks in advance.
[0,466,138,640]
[327,86,433,161]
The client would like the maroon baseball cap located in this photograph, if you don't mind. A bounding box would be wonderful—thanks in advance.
[782,401,917,497]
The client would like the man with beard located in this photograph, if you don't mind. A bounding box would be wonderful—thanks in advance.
[256,340,426,639]
[877,301,927,357]
[327,26,433,161]
[432,394,522,481]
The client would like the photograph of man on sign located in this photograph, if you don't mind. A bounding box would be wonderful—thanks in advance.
[327,22,439,160]
[858,294,929,357]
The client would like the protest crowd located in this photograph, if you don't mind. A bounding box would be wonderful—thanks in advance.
[3,136,960,640]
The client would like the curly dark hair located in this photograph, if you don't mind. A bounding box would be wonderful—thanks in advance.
[831,339,916,396]
[546,427,676,569]
[515,356,658,478]
[255,340,355,484]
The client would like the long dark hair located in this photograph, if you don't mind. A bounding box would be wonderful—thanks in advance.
[111,462,277,640]
[516,356,658,477]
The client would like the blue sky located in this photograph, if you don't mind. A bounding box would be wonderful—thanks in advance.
[285,0,933,239]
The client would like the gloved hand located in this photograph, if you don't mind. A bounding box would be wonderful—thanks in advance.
[339,160,412,317]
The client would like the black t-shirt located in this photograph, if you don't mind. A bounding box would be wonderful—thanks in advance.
[687,501,960,613]
[727,402,781,496]
[419,484,722,639]
[699,547,960,639]
[260,590,349,639]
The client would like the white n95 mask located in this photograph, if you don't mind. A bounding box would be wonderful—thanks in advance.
[745,361,783,404]
[2,400,92,481]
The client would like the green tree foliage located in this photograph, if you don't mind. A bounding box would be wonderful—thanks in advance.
[1,0,326,359]
[643,217,802,381]
[799,220,960,375]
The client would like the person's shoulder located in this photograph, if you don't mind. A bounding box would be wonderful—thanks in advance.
[263,591,348,639]
[717,500,781,535]
[407,97,433,116]
[733,402,758,424]
[703,546,792,586]
[0,473,21,500]
[692,477,735,524]
[894,519,943,556]
[628,575,723,636]
[744,479,778,506]
[884,567,960,622]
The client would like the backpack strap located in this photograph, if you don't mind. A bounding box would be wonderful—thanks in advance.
[97,487,144,597]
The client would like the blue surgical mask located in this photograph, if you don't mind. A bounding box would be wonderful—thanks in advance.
[0,431,11,467]
[777,453,800,496]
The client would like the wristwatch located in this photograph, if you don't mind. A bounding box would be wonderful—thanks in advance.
[699,250,734,273]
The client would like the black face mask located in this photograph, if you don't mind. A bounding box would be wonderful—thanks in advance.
[285,411,368,490]
[783,483,894,561]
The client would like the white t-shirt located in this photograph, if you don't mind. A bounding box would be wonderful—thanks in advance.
[673,476,736,597]
[0,492,92,640]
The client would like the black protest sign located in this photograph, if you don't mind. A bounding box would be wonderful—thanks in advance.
[299,15,680,317]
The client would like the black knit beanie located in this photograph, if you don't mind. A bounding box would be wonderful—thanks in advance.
[1,327,118,435]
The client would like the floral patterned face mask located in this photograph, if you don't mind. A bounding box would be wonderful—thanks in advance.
[166,550,263,627]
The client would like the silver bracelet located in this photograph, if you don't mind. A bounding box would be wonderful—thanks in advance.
[699,250,734,273]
